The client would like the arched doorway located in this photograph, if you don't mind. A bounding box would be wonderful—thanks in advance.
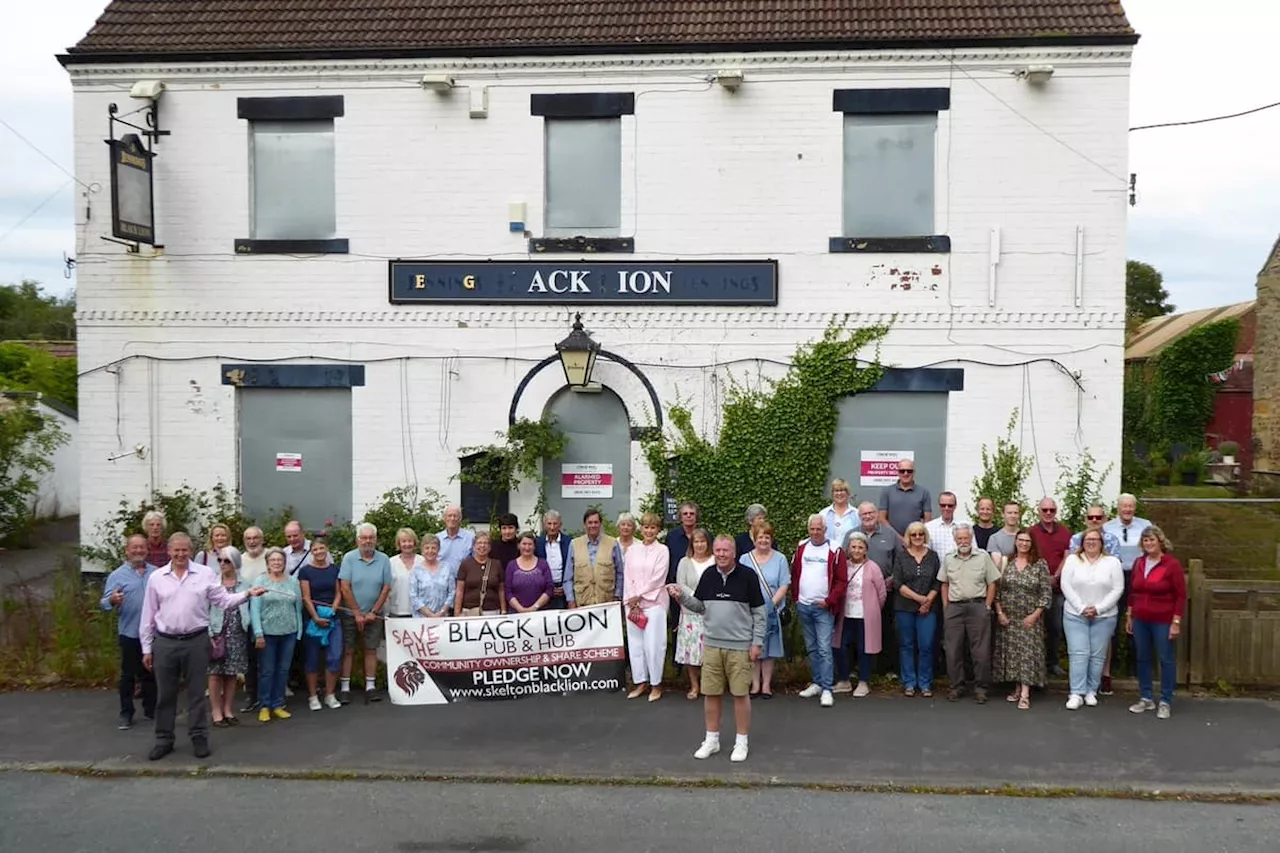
[544,386,632,526]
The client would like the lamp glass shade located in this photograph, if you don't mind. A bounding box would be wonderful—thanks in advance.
[559,348,598,387]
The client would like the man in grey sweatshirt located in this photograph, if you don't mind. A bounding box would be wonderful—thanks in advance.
[668,534,765,762]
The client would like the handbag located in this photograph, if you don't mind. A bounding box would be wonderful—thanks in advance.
[627,605,648,629]
[461,559,491,617]
[209,626,227,662]
[751,552,791,627]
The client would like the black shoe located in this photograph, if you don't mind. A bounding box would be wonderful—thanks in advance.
[118,713,133,731]
[240,700,260,714]
[338,690,352,705]
[143,711,155,721]
[366,689,382,703]
[148,743,173,761]
[192,737,211,759]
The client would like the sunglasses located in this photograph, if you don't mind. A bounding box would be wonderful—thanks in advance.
[898,468,914,474]
[1087,515,1104,521]
[1039,507,1057,514]
[218,558,234,565]
[939,502,956,508]
[909,532,926,538]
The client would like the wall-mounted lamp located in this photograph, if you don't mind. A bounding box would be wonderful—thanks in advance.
[129,80,165,100]
[1016,65,1055,85]
[555,313,601,388]
[420,73,456,93]
[714,69,745,91]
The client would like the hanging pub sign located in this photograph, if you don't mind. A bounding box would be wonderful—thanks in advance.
[108,133,155,244]
[388,259,778,305]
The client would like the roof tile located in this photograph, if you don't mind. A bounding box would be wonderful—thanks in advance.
[67,1,1136,58]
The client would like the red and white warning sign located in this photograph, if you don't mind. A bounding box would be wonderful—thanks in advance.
[561,463,613,498]
[276,452,303,473]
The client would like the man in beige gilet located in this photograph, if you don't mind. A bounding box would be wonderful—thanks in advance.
[565,508,625,607]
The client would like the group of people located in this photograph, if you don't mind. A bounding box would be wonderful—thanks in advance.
[100,461,1187,764]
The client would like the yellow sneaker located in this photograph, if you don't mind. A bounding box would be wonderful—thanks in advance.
[271,708,292,720]
[258,707,271,723]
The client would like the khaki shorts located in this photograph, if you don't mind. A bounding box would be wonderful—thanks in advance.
[701,646,752,697]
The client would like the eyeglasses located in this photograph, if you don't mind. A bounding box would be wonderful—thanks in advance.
[218,559,234,565]
[898,468,914,474]
[939,502,955,508]
[1087,515,1104,521]
[1039,507,1057,514]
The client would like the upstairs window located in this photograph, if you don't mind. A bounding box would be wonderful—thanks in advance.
[544,118,621,237]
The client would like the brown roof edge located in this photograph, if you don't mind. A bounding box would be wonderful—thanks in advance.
[58,33,1140,67]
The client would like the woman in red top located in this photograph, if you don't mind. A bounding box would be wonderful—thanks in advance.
[1125,525,1185,719]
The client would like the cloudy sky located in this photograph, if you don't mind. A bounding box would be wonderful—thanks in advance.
[2,0,1277,311]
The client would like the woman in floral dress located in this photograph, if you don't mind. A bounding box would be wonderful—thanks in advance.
[207,546,250,727]
[674,528,714,700]
[993,528,1052,709]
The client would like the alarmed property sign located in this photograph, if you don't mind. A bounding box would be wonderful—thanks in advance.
[385,603,625,704]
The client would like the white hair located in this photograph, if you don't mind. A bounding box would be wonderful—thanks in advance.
[217,545,242,571]
[543,509,562,522]
[858,501,878,513]
[142,510,166,527]
[953,523,974,536]
[356,522,378,537]
[1118,493,1137,505]
[745,504,766,523]
[807,513,825,527]
[617,512,636,527]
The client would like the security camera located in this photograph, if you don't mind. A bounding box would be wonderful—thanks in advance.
[130,80,165,100]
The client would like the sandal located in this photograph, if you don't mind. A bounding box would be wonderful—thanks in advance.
[1007,691,1021,703]
[626,685,649,700]
[904,687,916,697]
[921,689,934,698]
[760,690,773,699]
[686,690,699,701]
[1017,696,1031,710]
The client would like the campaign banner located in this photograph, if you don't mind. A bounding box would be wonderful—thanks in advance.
[385,603,626,704]
[860,450,913,486]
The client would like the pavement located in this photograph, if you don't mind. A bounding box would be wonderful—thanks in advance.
[1,687,1278,796]
[0,515,79,596]
[3,774,1278,853]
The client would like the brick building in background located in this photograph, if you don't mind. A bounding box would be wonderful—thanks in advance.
[1252,236,1280,491]
[61,1,1136,561]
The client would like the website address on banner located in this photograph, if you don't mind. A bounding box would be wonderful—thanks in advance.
[448,678,620,700]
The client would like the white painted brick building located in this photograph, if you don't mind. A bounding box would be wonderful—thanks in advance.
[63,1,1136,559]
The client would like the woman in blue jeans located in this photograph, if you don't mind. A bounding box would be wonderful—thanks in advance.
[251,547,303,722]
[1126,525,1186,719]
[890,522,941,697]
[1060,530,1124,710]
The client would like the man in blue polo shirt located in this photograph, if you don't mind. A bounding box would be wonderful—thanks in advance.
[100,534,158,729]
[338,523,392,704]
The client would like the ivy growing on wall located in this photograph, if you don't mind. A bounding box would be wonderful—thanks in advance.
[1133,318,1239,450]
[642,322,889,548]
[456,416,567,526]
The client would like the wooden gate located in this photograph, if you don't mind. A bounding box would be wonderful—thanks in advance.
[1187,559,1280,686]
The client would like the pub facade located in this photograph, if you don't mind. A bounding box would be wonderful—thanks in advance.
[63,0,1138,548]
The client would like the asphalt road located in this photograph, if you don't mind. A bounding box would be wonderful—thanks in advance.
[0,774,1276,853]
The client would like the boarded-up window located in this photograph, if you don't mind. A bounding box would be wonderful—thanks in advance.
[842,113,936,238]
[250,120,336,240]
[544,118,621,237]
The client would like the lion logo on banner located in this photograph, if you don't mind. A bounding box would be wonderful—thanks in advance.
[394,660,427,697]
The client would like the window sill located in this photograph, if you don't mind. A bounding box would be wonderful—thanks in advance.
[829,236,950,254]
[529,236,634,254]
[235,238,349,255]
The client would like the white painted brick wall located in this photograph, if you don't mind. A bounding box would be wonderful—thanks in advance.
[67,47,1130,552]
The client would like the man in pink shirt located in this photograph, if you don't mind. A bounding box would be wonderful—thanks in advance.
[140,532,264,761]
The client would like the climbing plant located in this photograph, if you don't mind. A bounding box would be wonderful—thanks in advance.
[1145,319,1239,448]
[967,409,1034,522]
[642,321,889,548]
[1055,450,1114,532]
[456,416,567,526]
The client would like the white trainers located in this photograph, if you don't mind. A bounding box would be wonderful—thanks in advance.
[285,687,294,698]
[798,683,822,699]
[832,680,853,694]
[693,740,721,760]
[1065,694,1083,710]
[820,690,834,707]
[730,742,749,762]
[853,682,871,698]
[1129,698,1156,713]
[308,695,322,712]
[1156,702,1171,720]
[324,694,342,710]
[1084,693,1098,707]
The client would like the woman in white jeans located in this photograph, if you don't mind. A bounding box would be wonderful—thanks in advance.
[1060,529,1124,709]
[623,512,671,701]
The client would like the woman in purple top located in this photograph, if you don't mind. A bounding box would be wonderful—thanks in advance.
[505,532,554,613]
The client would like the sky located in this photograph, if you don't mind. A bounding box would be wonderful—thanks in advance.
[1,0,1278,312]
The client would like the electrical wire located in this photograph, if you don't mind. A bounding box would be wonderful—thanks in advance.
[0,179,72,248]
[1130,99,1280,132]
[0,117,95,191]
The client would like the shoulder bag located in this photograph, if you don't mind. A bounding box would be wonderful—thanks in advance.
[460,559,491,617]
[750,552,791,627]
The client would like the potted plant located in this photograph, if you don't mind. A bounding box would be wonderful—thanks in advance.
[1219,441,1239,465]
[1175,452,1206,486]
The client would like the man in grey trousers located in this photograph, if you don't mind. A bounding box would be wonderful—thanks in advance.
[140,532,263,761]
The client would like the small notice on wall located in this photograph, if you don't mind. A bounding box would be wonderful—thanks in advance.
[276,453,303,473]
[562,463,613,498]
[860,450,912,487]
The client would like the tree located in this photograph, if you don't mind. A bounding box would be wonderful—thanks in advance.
[0,280,76,341]
[1126,260,1174,325]
[0,397,68,544]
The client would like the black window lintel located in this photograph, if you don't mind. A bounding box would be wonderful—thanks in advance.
[529,236,635,254]
[531,92,635,118]
[235,238,349,255]
[238,95,345,121]
[833,88,950,114]
[829,236,951,254]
